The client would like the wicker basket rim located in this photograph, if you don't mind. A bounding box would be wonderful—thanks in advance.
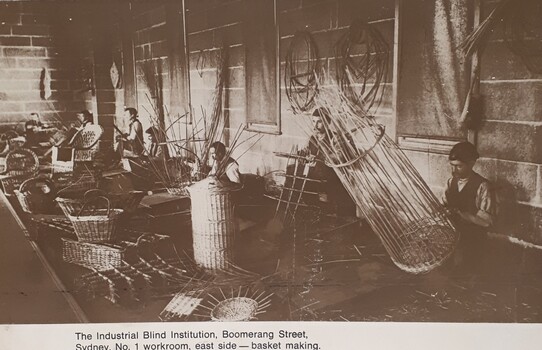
[67,208,124,219]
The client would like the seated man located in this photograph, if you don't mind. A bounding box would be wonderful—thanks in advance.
[306,108,356,217]
[443,141,497,267]
[208,141,242,184]
[145,126,168,160]
[62,110,94,147]
[119,107,144,158]
[24,113,46,148]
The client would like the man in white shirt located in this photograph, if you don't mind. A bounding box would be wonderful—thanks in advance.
[208,141,242,184]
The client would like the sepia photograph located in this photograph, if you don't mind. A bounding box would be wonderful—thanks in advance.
[0,0,541,338]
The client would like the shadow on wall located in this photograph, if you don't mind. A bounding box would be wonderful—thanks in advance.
[491,179,533,242]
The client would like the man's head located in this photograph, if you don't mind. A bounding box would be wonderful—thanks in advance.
[449,141,479,179]
[312,108,331,134]
[30,113,40,122]
[124,107,138,120]
[76,110,93,124]
[209,141,226,162]
[145,126,158,143]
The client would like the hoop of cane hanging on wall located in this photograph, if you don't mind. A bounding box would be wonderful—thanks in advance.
[284,30,321,113]
[335,19,390,112]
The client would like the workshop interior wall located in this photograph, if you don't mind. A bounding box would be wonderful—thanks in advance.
[1,0,540,244]
[0,2,93,133]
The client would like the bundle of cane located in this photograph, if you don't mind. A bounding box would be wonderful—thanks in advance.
[200,44,229,168]
[301,87,459,274]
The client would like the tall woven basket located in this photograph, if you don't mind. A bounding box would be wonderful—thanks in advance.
[187,177,240,270]
[308,89,460,274]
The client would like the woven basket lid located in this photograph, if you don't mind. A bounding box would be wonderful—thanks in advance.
[187,176,241,194]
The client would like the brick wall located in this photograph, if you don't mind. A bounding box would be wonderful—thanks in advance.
[185,0,395,176]
[0,2,92,133]
[401,0,542,244]
[476,0,542,242]
[9,1,537,244]
[126,3,170,139]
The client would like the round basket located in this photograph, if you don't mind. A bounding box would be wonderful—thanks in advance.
[4,148,39,176]
[72,124,103,149]
[67,196,124,242]
[390,218,458,274]
[211,297,259,321]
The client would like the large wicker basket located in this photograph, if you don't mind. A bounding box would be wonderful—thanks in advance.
[187,177,241,270]
[67,196,123,242]
[62,237,136,270]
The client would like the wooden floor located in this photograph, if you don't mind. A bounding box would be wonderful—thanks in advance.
[0,192,86,323]
[2,191,542,323]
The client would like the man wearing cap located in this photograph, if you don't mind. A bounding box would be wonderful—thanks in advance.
[120,107,144,157]
[443,141,497,267]
[305,107,356,217]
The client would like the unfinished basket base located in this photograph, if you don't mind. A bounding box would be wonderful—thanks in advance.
[386,224,460,274]
[211,297,258,321]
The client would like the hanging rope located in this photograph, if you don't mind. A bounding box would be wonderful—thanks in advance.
[284,30,320,113]
[335,19,390,113]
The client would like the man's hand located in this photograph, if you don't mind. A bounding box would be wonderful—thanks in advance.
[444,207,460,220]
[307,154,317,167]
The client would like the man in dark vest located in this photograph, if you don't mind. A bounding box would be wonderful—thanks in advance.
[443,141,496,268]
[208,141,241,184]
[119,107,144,157]
[306,107,356,217]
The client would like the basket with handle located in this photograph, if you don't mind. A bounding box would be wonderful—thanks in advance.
[56,189,144,217]
[56,188,103,217]
[54,171,98,197]
[14,177,56,214]
[67,196,123,242]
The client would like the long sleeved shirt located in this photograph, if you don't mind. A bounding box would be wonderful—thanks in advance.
[442,174,496,227]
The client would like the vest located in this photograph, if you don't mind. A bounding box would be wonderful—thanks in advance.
[447,172,486,215]
[129,118,144,155]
